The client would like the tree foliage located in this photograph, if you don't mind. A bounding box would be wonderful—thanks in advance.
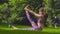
[0,0,60,26]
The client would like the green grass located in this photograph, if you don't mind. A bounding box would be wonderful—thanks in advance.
[0,24,60,34]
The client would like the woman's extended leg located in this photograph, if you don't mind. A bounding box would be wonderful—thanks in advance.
[26,11,38,28]
[12,11,38,30]
[12,26,35,30]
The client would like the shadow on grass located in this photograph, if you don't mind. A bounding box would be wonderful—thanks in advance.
[0,29,60,34]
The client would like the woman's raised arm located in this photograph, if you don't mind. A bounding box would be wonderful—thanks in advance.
[24,5,41,17]
[28,10,42,17]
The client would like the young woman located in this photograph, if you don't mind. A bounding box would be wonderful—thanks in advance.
[12,5,46,30]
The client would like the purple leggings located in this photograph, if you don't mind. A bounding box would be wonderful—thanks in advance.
[20,11,42,30]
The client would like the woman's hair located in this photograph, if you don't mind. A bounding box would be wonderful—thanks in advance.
[39,7,46,15]
[39,7,45,12]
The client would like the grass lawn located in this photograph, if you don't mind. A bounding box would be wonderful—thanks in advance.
[0,24,60,34]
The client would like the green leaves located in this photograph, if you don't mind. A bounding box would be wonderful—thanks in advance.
[0,0,60,25]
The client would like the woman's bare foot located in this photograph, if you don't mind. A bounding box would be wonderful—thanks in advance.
[12,26,18,29]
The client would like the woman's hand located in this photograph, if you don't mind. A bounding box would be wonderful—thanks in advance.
[24,5,30,11]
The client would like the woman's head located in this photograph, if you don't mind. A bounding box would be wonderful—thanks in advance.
[39,7,45,15]
[39,7,44,12]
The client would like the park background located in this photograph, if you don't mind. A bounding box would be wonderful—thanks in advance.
[0,0,60,34]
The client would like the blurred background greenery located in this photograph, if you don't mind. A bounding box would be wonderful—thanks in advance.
[0,0,60,27]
